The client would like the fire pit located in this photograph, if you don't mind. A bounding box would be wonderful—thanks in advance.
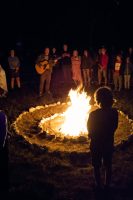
[14,89,133,152]
[39,89,91,137]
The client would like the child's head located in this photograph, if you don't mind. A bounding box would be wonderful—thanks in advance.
[94,87,113,108]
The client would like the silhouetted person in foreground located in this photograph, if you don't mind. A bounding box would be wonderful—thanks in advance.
[87,87,118,190]
[0,110,9,195]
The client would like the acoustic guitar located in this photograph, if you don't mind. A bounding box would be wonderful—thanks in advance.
[35,60,50,75]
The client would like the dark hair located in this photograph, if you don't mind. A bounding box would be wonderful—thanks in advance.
[94,86,113,108]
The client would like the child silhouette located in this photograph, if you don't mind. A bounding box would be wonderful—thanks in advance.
[87,87,118,189]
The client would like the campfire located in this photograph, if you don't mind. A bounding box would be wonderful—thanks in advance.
[39,89,91,137]
[14,87,132,152]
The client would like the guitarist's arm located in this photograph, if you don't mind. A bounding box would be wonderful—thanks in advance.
[50,56,62,68]
[54,56,62,64]
[49,58,56,71]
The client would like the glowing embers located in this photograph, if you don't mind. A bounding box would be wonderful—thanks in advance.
[39,89,91,137]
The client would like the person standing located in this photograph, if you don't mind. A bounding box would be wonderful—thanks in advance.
[127,47,133,64]
[51,47,61,89]
[113,55,124,91]
[36,47,55,97]
[61,44,72,85]
[8,49,21,90]
[71,50,82,88]
[87,87,118,190]
[81,50,93,88]
[127,47,133,87]
[124,57,133,90]
[98,47,109,86]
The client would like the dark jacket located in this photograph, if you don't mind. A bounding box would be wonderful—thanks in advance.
[61,51,71,66]
[81,55,93,69]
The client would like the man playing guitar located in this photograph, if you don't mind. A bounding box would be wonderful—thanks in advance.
[36,47,56,97]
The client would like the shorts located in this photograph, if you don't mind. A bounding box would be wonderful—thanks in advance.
[10,69,20,78]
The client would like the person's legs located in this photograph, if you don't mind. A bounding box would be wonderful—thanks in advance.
[98,69,102,85]
[124,75,127,89]
[39,73,46,96]
[73,79,80,88]
[103,70,107,86]
[63,65,68,84]
[108,69,113,84]
[45,71,52,93]
[16,77,21,88]
[83,69,87,87]
[118,75,123,91]
[91,151,102,187]
[66,66,72,84]
[10,70,15,90]
[103,152,113,187]
[127,75,131,89]
[86,69,91,87]
[94,166,102,187]
[113,73,118,90]
[104,165,112,187]
[11,78,15,89]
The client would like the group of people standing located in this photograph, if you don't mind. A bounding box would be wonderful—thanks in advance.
[36,44,133,97]
[0,45,133,98]
[36,44,94,97]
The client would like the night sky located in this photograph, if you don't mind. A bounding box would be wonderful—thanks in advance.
[0,0,133,50]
